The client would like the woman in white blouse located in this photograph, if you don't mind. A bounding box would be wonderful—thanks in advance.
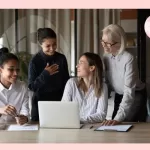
[101,24,147,125]
[61,52,108,123]
[0,48,29,125]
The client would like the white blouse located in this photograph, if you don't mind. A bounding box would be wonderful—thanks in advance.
[0,80,29,122]
[61,78,108,123]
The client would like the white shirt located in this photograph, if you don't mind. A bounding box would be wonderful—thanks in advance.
[0,80,29,122]
[103,51,145,121]
[61,78,108,123]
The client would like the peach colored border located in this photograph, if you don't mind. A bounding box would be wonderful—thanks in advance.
[1,0,150,149]
[1,144,150,150]
[0,0,150,8]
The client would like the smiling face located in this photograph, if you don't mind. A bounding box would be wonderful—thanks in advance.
[40,38,57,56]
[0,59,19,86]
[101,24,127,56]
[101,33,121,55]
[76,55,95,78]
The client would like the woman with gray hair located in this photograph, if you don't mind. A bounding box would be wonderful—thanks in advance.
[101,24,147,125]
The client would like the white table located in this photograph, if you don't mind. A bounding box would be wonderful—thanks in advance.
[0,122,150,143]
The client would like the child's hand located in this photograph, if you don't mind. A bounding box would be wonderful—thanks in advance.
[45,63,59,75]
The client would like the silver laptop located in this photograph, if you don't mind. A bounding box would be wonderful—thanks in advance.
[38,101,80,129]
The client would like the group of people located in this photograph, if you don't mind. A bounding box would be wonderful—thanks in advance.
[0,24,147,125]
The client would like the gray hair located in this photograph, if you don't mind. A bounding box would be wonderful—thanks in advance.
[102,24,126,54]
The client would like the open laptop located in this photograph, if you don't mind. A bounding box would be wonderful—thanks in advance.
[38,101,81,129]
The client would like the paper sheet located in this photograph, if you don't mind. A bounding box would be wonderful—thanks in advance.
[95,125,132,132]
[7,124,39,131]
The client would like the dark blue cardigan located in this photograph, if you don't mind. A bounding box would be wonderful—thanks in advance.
[28,50,69,93]
[28,50,70,121]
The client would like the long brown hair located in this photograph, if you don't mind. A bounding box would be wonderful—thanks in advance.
[77,52,103,98]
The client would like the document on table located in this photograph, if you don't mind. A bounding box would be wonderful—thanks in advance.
[7,124,39,131]
[95,125,133,132]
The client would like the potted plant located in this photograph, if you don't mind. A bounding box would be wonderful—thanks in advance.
[1,33,32,82]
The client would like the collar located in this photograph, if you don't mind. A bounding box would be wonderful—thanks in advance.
[110,51,124,61]
[40,50,57,60]
[0,82,16,92]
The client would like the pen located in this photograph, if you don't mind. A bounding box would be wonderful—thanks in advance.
[14,112,19,117]
[90,126,93,129]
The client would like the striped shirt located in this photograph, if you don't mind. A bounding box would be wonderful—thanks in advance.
[103,51,145,121]
[61,78,108,123]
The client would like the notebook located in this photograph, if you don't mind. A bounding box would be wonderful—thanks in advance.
[7,124,39,131]
[95,125,133,132]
